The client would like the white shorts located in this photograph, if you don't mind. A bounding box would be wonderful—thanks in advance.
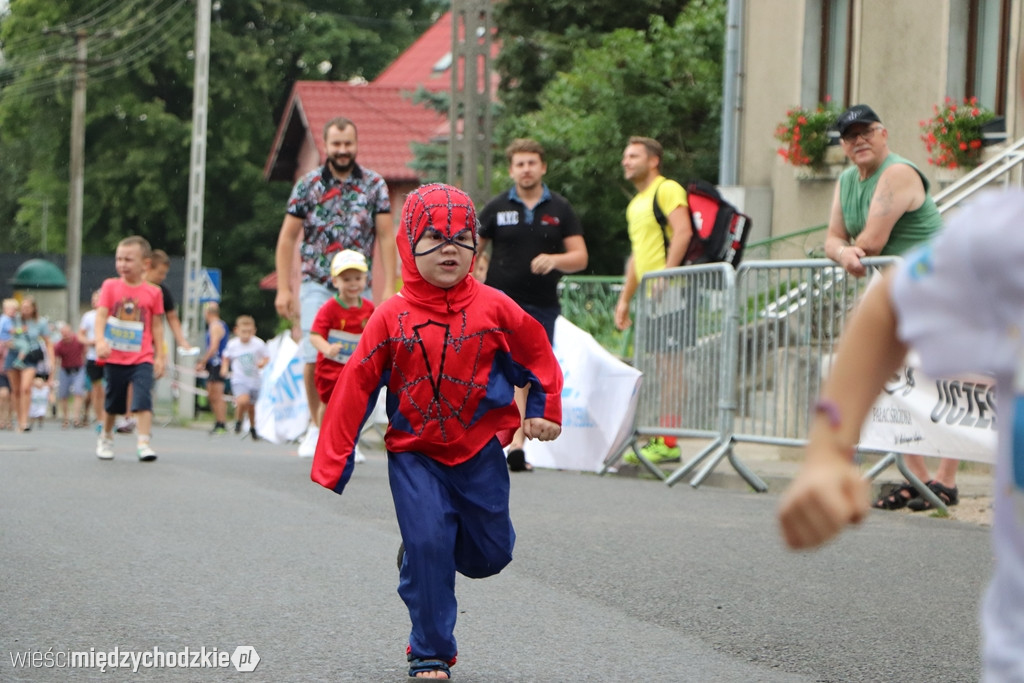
[230,380,260,401]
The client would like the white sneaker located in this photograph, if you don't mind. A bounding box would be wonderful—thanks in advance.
[297,425,320,458]
[354,447,366,464]
[115,416,136,434]
[96,436,114,460]
[137,443,157,462]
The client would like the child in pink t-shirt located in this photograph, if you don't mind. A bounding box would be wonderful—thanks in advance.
[94,235,165,462]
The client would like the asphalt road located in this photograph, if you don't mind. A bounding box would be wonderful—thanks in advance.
[1,425,989,681]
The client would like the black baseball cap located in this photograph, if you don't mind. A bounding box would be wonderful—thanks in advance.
[835,104,882,136]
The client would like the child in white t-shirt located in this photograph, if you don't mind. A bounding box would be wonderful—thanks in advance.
[779,189,1024,680]
[29,375,50,428]
[222,315,269,440]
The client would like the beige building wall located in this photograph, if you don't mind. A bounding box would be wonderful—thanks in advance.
[853,1,947,172]
[740,0,806,188]
[738,0,1023,256]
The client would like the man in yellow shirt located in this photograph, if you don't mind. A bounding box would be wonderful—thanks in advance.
[614,136,693,463]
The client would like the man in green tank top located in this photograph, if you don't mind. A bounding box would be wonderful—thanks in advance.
[826,104,942,273]
[826,104,957,513]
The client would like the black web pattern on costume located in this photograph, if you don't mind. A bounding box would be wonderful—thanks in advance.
[360,309,512,441]
[402,183,479,251]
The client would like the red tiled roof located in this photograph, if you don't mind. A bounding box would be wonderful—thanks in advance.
[264,12,501,184]
[261,11,501,290]
[376,11,501,94]
[264,81,445,183]
[374,11,455,93]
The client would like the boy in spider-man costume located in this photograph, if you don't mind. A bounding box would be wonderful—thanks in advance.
[312,183,563,680]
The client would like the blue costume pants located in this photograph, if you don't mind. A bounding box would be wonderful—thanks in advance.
[388,439,515,661]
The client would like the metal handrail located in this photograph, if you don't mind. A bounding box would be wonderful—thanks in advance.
[933,136,1024,213]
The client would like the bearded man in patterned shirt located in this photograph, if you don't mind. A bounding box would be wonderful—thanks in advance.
[275,116,396,456]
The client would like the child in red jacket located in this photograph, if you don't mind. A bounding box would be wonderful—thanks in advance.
[312,183,562,680]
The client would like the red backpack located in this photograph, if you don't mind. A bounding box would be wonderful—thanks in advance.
[654,179,752,268]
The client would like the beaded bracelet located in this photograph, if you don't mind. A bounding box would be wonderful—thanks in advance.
[813,398,842,430]
[813,399,858,460]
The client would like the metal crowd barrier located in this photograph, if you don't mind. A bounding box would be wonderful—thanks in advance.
[732,257,948,508]
[730,258,897,449]
[602,263,767,491]
[604,256,948,508]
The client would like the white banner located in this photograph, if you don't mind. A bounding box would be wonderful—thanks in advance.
[525,317,642,472]
[860,358,997,464]
[254,334,310,445]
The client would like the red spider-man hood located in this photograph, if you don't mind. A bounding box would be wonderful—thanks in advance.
[397,183,480,314]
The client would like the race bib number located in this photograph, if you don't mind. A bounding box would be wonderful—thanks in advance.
[326,329,360,364]
[105,318,144,353]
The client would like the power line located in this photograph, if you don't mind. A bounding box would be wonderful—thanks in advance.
[0,0,444,102]
[82,0,190,69]
[1,0,185,71]
[79,0,189,52]
[62,0,125,31]
[1,0,191,99]
[0,0,126,55]
[85,12,194,87]
[1,0,440,87]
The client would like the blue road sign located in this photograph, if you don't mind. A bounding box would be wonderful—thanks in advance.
[198,267,221,303]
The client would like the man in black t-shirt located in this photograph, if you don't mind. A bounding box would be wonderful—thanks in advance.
[476,138,588,471]
[147,250,192,353]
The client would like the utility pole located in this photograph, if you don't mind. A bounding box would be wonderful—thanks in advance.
[65,29,87,326]
[41,199,49,252]
[182,0,210,348]
[447,0,494,205]
[178,0,211,420]
[43,23,110,325]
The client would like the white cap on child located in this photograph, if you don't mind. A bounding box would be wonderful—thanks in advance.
[331,249,368,276]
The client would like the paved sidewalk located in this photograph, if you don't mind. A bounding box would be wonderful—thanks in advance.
[3,421,989,681]
[611,439,995,523]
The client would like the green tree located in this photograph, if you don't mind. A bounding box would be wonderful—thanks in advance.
[494,0,691,117]
[502,1,725,275]
[0,0,440,334]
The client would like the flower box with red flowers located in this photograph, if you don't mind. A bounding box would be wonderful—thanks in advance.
[920,97,996,170]
[774,102,842,170]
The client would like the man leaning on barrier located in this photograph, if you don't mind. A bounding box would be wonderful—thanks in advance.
[824,104,957,512]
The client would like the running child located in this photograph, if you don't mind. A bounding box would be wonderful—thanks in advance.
[222,315,270,440]
[308,249,375,462]
[311,184,563,680]
[94,235,166,461]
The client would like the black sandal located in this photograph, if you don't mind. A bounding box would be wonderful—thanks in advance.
[873,482,918,510]
[907,480,959,511]
[506,448,532,472]
[408,655,452,679]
